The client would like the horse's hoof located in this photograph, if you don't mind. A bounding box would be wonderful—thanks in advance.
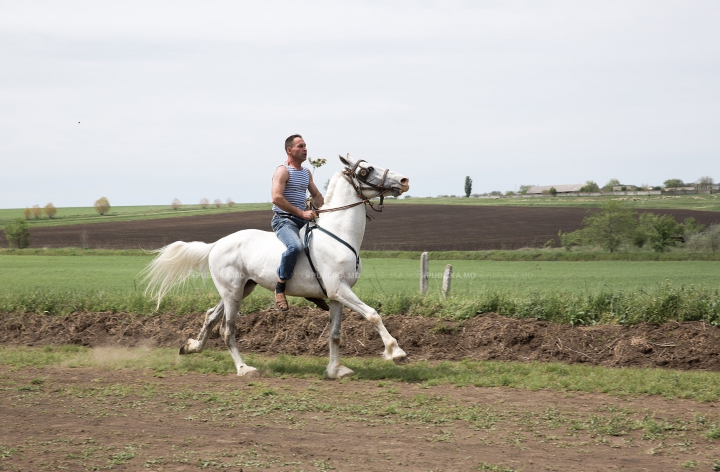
[393,355,409,365]
[179,345,187,355]
[237,366,259,378]
[328,365,355,379]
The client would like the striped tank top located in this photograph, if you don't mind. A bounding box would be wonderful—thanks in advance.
[272,164,309,214]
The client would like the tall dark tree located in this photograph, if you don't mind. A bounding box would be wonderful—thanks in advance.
[464,176,472,198]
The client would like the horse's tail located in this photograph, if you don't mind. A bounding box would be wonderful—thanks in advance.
[141,241,216,309]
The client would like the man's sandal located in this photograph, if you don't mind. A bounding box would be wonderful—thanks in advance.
[274,292,289,311]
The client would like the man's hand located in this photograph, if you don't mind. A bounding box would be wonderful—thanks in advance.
[299,209,317,220]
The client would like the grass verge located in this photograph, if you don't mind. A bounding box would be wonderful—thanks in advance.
[2,282,718,326]
[3,346,720,402]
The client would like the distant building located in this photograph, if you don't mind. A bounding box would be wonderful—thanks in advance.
[612,185,638,192]
[526,184,583,195]
[663,186,696,192]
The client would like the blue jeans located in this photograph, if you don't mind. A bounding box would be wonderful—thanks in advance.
[271,213,307,281]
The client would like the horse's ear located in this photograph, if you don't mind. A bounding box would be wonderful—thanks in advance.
[339,154,351,167]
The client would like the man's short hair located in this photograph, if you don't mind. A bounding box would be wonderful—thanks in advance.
[285,134,303,152]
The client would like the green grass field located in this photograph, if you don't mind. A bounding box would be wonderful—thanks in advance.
[2,255,718,296]
[1,254,719,324]
[0,202,272,228]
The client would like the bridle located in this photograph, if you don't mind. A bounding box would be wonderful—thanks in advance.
[303,159,394,296]
[310,159,392,216]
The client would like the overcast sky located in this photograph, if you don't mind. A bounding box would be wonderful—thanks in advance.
[1,1,718,208]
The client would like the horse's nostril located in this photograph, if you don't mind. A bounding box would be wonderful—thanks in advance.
[401,178,409,185]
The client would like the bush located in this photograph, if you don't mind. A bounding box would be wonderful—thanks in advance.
[23,207,31,220]
[200,198,209,209]
[226,198,234,208]
[564,201,637,253]
[214,198,222,208]
[637,213,684,252]
[44,203,57,218]
[94,197,110,215]
[687,224,720,253]
[171,198,182,210]
[30,205,42,219]
[5,219,30,248]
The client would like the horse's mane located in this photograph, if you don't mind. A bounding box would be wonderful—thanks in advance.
[322,171,343,207]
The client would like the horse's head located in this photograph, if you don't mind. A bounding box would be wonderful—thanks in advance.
[339,154,410,199]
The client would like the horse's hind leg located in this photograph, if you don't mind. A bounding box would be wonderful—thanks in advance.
[180,300,224,355]
[333,285,407,364]
[326,301,354,379]
[219,295,258,377]
[180,281,256,355]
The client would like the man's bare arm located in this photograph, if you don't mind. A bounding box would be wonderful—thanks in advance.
[307,173,325,209]
[271,166,316,219]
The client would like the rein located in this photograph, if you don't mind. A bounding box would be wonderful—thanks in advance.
[308,160,391,217]
[303,223,360,297]
[302,160,390,296]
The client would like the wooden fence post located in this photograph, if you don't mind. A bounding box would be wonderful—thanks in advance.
[442,264,452,298]
[420,252,429,294]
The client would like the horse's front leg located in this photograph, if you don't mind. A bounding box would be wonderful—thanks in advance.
[333,286,408,364]
[180,300,224,354]
[326,300,354,379]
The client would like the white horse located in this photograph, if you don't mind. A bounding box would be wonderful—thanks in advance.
[142,154,410,378]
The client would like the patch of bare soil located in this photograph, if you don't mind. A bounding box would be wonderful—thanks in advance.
[3,366,719,471]
[3,308,720,371]
[3,310,720,470]
[4,205,718,250]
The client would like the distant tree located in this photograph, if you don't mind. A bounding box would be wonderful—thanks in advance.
[23,207,31,220]
[601,179,621,192]
[697,176,715,191]
[214,198,222,208]
[505,190,516,196]
[464,176,472,198]
[94,197,110,215]
[226,198,234,207]
[663,178,685,188]
[637,213,683,252]
[518,185,534,195]
[44,203,57,218]
[489,190,502,196]
[575,201,638,253]
[323,179,330,191]
[30,204,42,219]
[682,217,705,237]
[5,219,30,248]
[580,181,600,193]
[172,198,182,210]
[200,198,209,209]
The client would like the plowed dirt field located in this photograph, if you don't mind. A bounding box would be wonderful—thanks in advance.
[4,204,719,250]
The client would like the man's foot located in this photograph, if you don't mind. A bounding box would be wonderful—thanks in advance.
[305,297,330,311]
[274,291,289,311]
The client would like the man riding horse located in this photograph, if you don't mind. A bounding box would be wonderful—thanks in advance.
[271,134,329,311]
